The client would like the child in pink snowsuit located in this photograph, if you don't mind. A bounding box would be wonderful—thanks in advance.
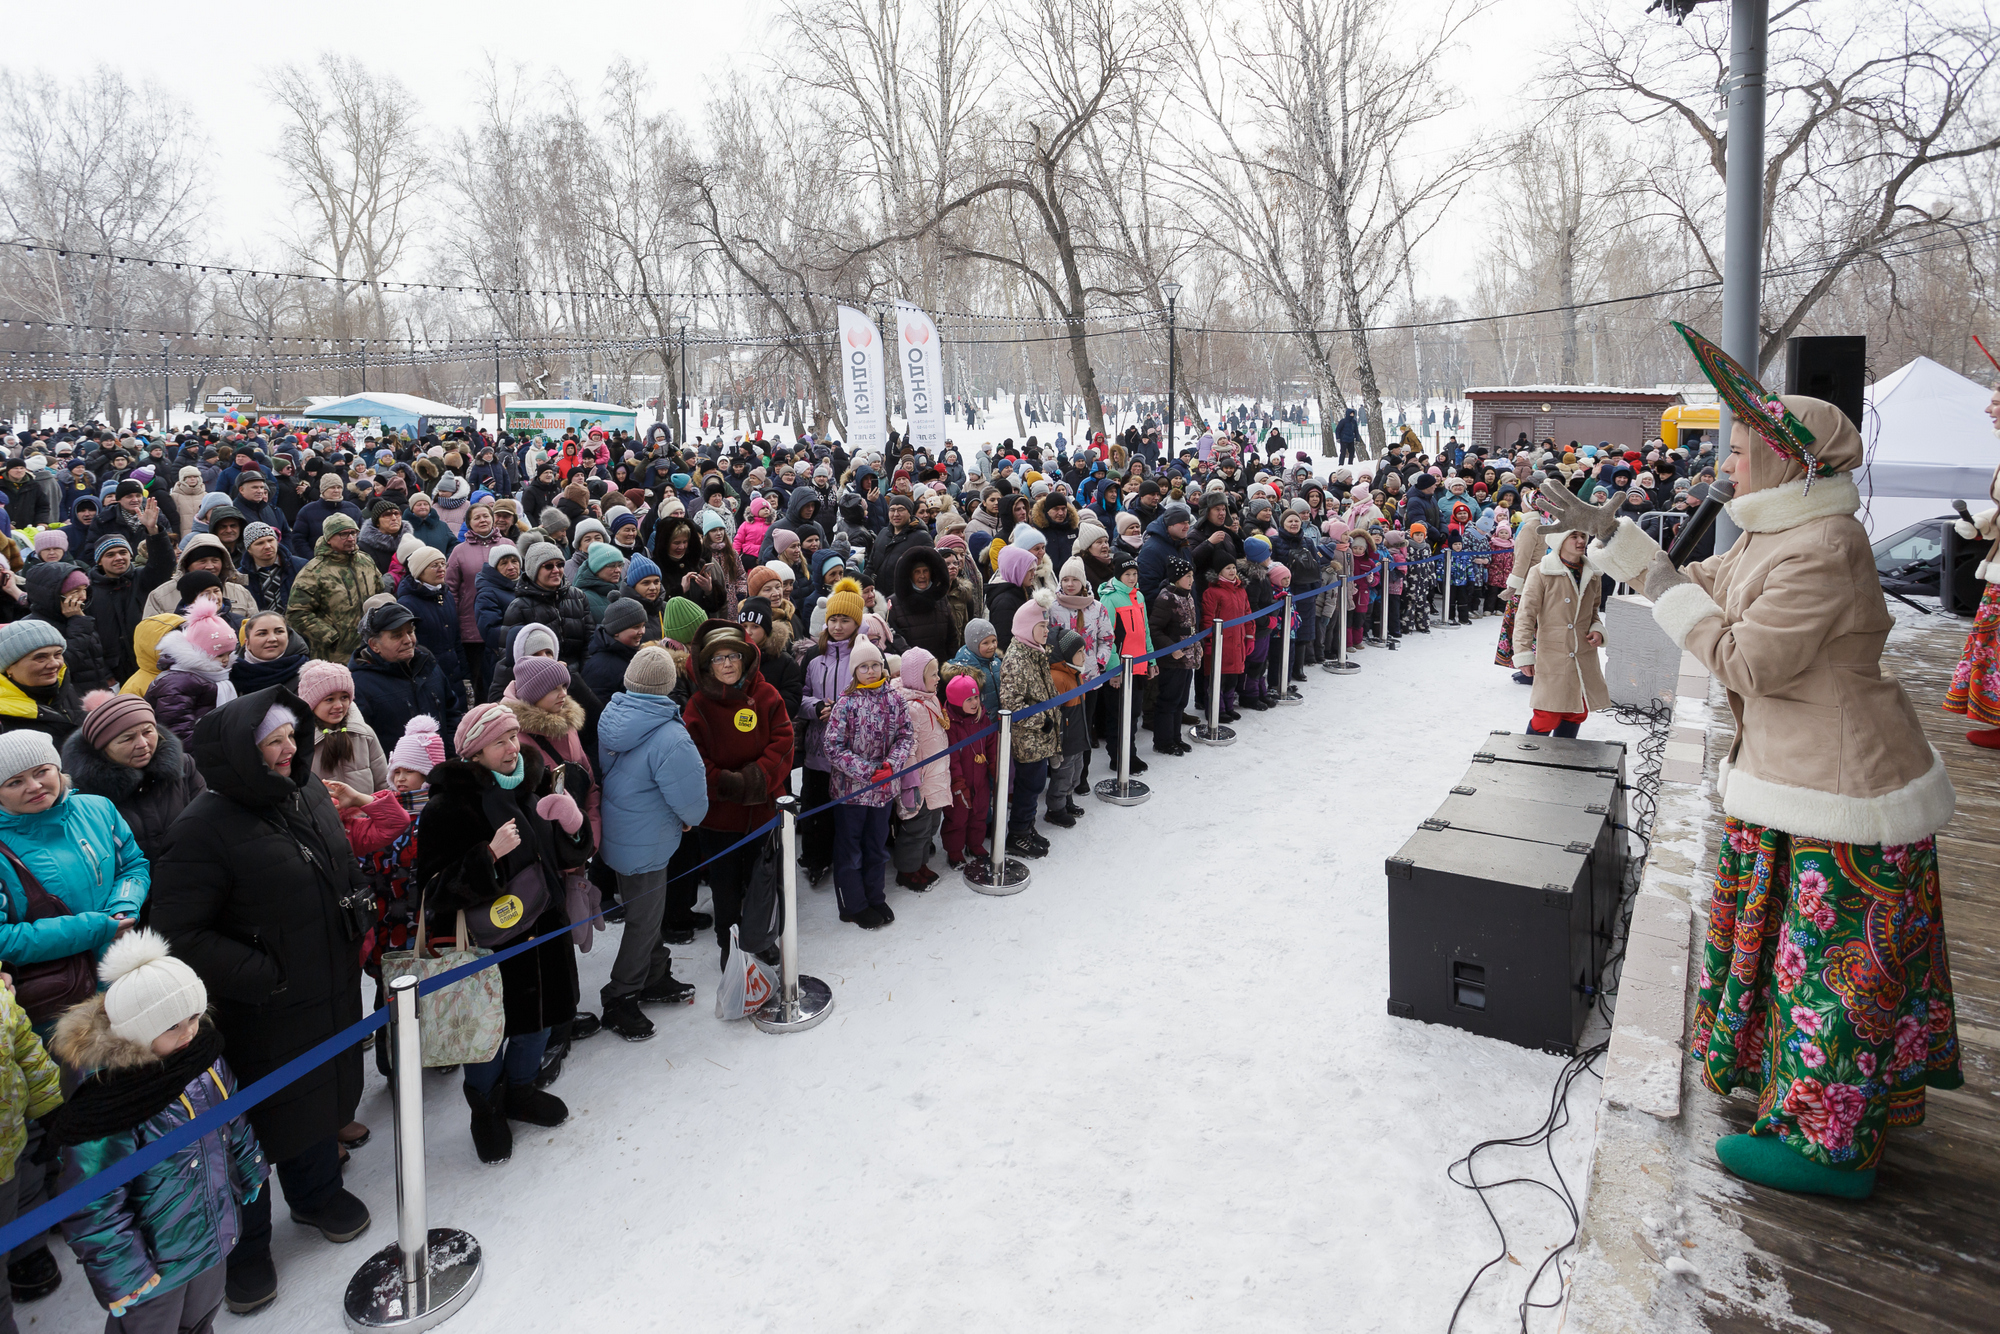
[941,673,995,867]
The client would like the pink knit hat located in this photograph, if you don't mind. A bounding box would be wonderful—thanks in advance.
[898,647,934,689]
[455,702,519,757]
[945,674,979,709]
[182,600,237,661]
[514,656,570,704]
[296,659,354,709]
[388,714,446,775]
[1011,588,1053,644]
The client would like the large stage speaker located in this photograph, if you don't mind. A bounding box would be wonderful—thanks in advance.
[1384,826,1593,1056]
[1940,519,1987,618]
[1474,732,1629,864]
[1427,790,1617,988]
[1783,335,1866,429]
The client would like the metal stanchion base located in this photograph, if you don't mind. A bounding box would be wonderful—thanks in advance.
[1093,776,1151,806]
[1275,688,1305,705]
[963,859,1032,894]
[1321,660,1361,675]
[751,975,834,1034]
[344,1229,482,1333]
[1190,723,1236,745]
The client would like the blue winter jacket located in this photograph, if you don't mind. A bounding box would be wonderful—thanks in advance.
[595,690,710,876]
[1136,511,1189,604]
[473,566,519,664]
[0,790,148,966]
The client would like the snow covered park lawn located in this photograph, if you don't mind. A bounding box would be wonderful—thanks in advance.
[31,620,1614,1334]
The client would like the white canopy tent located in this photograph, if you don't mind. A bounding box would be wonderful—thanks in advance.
[1855,356,1997,539]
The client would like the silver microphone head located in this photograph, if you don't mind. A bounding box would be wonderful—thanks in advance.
[1706,477,1735,503]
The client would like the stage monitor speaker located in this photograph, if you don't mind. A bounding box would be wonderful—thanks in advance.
[1940,519,1987,618]
[1426,791,1616,989]
[1476,732,1629,866]
[1783,335,1866,429]
[1385,826,1593,1055]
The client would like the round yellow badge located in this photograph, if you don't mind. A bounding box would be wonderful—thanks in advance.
[733,708,758,732]
[490,895,524,929]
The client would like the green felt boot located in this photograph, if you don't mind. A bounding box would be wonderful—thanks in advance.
[1714,1133,1876,1200]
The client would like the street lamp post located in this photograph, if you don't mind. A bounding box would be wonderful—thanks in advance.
[160,337,170,435]
[676,323,688,447]
[1161,280,1182,461]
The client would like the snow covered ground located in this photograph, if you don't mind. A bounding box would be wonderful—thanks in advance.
[30,619,1618,1334]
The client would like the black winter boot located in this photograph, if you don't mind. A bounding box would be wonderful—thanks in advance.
[506,1082,570,1128]
[601,995,656,1041]
[465,1084,512,1164]
[8,1248,60,1303]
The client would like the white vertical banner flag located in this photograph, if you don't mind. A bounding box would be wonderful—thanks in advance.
[836,305,888,452]
[894,300,948,453]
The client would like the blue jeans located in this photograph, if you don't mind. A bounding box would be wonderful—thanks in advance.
[1008,758,1048,835]
[463,1027,551,1095]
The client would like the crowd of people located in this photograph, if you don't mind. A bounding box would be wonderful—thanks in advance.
[0,409,1722,1330]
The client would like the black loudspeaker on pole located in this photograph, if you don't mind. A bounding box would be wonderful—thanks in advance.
[1783,336,1867,428]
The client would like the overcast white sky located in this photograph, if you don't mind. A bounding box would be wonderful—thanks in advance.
[12,0,1551,295]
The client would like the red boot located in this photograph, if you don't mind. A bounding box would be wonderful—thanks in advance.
[1967,728,2000,749]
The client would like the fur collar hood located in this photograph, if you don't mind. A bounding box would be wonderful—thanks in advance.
[62,724,189,802]
[52,996,159,1072]
[503,691,585,740]
[155,629,231,677]
[1724,471,1860,534]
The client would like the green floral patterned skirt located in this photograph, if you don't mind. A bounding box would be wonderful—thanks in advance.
[1691,818,1963,1169]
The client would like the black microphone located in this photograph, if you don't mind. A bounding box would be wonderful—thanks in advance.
[1667,477,1735,567]
[1953,498,1973,524]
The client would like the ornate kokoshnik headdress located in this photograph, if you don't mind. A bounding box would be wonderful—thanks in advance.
[1673,321,1825,492]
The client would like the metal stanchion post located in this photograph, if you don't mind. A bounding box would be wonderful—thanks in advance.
[1442,550,1454,626]
[1095,655,1151,804]
[344,977,482,1333]
[753,796,833,1033]
[1276,593,1303,703]
[1381,571,1393,645]
[1192,619,1236,746]
[963,708,1030,893]
[1323,580,1360,675]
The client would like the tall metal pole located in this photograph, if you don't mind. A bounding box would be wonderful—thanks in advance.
[494,336,503,441]
[1276,593,1303,703]
[1324,578,1359,675]
[1094,655,1151,804]
[160,337,170,436]
[1166,295,1177,461]
[964,709,1030,893]
[753,797,834,1033]
[677,325,688,447]
[1193,619,1236,746]
[344,976,482,1332]
[1713,0,1768,553]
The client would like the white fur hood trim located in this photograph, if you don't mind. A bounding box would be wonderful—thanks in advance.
[1724,472,1860,534]
[1718,747,1956,847]
[1537,547,1596,579]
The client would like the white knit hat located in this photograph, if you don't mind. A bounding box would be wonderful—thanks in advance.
[100,929,207,1046]
[0,730,59,784]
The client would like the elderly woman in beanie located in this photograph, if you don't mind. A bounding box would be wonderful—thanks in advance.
[681,623,793,969]
[445,501,505,696]
[500,541,593,668]
[0,618,87,744]
[150,689,372,1311]
[0,726,148,1007]
[64,691,205,864]
[418,702,593,1164]
[297,658,387,794]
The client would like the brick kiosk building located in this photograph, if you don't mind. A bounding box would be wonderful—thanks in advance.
[1464,386,1684,458]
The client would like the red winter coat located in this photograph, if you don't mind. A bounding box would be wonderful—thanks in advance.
[946,706,995,826]
[1201,578,1251,674]
[682,649,795,832]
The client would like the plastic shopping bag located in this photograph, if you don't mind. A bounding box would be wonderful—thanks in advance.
[714,924,777,1021]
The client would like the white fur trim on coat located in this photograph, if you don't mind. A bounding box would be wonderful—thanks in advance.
[1718,748,1956,847]
[1587,517,1658,585]
[1651,581,1723,649]
[1723,472,1860,533]
[1513,649,1536,667]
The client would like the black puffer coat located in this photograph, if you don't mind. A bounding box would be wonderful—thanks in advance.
[349,642,460,761]
[417,745,592,1037]
[885,548,957,665]
[62,723,206,865]
[149,687,367,1162]
[86,530,176,681]
[24,562,114,695]
[500,577,593,666]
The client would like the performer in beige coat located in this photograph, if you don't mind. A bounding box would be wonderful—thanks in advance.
[1541,371,1961,1202]
[1510,528,1607,736]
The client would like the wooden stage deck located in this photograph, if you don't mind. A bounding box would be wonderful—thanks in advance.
[1691,618,2000,1333]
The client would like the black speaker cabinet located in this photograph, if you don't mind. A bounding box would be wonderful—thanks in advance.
[1476,732,1629,866]
[1783,335,1866,429]
[1385,826,1592,1055]
[1427,790,1616,988]
[1941,519,1987,618]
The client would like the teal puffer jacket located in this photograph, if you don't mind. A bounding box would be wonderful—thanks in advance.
[0,787,148,965]
[53,1011,265,1312]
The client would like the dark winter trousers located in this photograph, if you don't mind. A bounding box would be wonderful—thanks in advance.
[1046,752,1085,814]
[109,1260,226,1334]
[1149,667,1192,745]
[1388,593,1406,637]
[230,1136,344,1278]
[1218,672,1241,713]
[605,866,677,1003]
[941,792,988,864]
[833,804,891,913]
[1008,758,1048,834]
[461,640,486,704]
[892,806,944,874]
[799,768,835,873]
[695,827,756,959]
[10,1122,48,1265]
[463,1028,552,1096]
[659,832,704,928]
